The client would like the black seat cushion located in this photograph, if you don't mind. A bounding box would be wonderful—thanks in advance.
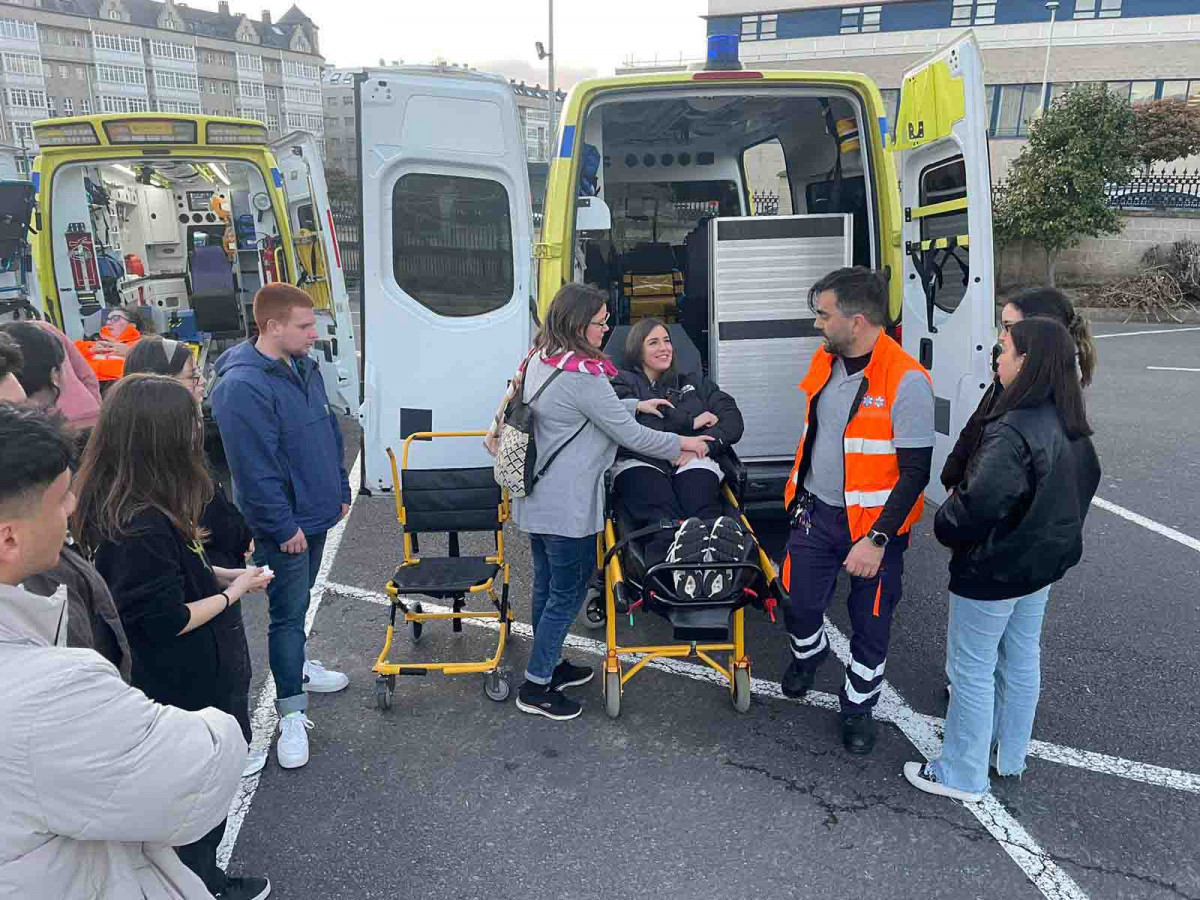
[390,557,499,597]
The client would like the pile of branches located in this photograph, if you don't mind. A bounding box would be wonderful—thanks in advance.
[1089,240,1200,322]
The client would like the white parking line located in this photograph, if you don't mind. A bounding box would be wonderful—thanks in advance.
[1092,496,1200,554]
[1094,326,1200,339]
[1146,366,1200,372]
[216,455,362,870]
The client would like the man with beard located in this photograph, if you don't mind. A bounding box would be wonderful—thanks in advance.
[780,267,934,754]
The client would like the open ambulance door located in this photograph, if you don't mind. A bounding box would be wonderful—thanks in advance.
[893,32,995,505]
[270,131,361,416]
[356,68,534,487]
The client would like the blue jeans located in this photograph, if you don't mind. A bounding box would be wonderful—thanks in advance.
[930,586,1051,794]
[254,531,328,715]
[525,532,596,684]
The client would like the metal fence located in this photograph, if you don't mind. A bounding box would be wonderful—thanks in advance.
[752,191,780,216]
[329,199,361,285]
[1106,169,1200,211]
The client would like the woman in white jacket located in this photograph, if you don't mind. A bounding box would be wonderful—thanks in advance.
[0,404,247,900]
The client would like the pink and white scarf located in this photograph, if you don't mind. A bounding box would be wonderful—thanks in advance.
[484,347,616,456]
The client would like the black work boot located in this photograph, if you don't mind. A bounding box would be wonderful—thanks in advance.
[842,713,877,755]
[781,659,816,699]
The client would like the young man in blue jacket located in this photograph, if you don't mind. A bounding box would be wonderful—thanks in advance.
[211,284,351,770]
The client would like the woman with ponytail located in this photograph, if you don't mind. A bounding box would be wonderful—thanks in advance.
[941,288,1097,492]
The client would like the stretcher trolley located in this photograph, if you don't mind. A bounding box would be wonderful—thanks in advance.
[596,452,786,718]
[373,432,514,711]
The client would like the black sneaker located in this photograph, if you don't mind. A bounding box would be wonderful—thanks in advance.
[842,713,877,755]
[781,660,816,699]
[516,681,582,720]
[703,516,746,598]
[217,876,271,900]
[550,659,594,692]
[665,517,707,600]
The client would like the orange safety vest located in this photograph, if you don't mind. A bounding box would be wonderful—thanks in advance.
[75,324,141,382]
[783,332,931,543]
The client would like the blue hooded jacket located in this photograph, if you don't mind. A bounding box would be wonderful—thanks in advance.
[210,341,350,544]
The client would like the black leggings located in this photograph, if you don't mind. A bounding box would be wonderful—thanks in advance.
[614,464,724,565]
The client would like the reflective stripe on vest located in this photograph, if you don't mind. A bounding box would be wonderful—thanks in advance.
[783,333,930,542]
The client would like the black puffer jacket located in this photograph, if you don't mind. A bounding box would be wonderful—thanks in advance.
[611,367,744,472]
[934,400,1101,601]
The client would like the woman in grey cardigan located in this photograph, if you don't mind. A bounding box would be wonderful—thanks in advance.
[493,284,713,721]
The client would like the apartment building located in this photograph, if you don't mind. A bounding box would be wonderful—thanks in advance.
[621,0,1200,178]
[0,0,324,170]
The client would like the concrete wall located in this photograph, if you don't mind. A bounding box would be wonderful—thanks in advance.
[998,209,1200,286]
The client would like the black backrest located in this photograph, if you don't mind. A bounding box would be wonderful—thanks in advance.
[605,323,703,379]
[623,242,677,274]
[192,295,244,335]
[402,466,501,534]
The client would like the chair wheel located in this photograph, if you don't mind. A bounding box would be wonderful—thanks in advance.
[732,666,751,713]
[583,587,606,629]
[375,677,393,711]
[410,601,423,642]
[484,669,511,702]
[604,670,621,719]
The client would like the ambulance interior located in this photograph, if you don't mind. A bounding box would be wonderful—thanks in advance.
[572,90,885,372]
[50,157,293,343]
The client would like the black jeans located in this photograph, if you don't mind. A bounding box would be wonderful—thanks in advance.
[614,464,723,565]
[177,818,228,894]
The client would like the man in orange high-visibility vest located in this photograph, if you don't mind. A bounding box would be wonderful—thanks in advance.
[781,268,934,755]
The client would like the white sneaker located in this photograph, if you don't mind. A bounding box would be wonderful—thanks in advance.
[277,712,313,769]
[903,761,985,803]
[242,749,268,778]
[302,659,349,693]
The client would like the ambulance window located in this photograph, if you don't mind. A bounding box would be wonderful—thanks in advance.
[918,156,969,314]
[392,173,513,317]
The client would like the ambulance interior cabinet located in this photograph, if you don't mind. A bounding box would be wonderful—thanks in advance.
[139,187,179,245]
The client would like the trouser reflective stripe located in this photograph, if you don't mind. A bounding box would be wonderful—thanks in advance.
[783,496,907,715]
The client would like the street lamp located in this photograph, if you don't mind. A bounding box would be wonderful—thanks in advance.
[1039,1,1060,115]
[535,0,555,155]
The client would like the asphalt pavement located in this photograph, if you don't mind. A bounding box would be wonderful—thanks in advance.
[227,322,1200,900]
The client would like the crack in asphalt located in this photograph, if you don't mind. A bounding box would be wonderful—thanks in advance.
[727,757,1199,900]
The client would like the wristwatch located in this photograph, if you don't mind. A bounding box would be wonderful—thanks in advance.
[867,529,890,548]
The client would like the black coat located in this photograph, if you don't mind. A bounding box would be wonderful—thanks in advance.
[611,367,744,471]
[934,400,1101,601]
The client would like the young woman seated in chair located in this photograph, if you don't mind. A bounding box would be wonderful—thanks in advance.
[611,318,747,597]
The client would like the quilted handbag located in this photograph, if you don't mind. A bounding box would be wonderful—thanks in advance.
[493,366,585,498]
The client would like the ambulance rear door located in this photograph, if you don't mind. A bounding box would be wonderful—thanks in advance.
[356,67,534,486]
[270,131,361,416]
[892,32,995,504]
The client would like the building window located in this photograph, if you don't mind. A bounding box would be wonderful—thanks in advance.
[59,64,69,78]
[11,122,34,145]
[343,115,353,126]
[282,60,319,81]
[284,85,320,105]
[1130,81,1156,106]
[6,88,48,109]
[47,96,56,115]
[162,19,177,30]
[841,6,882,35]
[237,106,265,122]
[71,33,83,47]
[0,19,39,41]
[157,100,201,114]
[1074,0,1122,19]
[266,86,277,100]
[951,1,996,27]
[324,116,337,127]
[155,70,199,92]
[150,40,195,62]
[93,32,141,55]
[96,64,146,86]
[222,83,231,96]
[63,97,73,114]
[992,83,1043,137]
[739,13,777,42]
[3,53,43,77]
[100,95,149,113]
[82,98,92,113]
[236,52,263,72]
[267,113,279,130]
[108,10,121,19]
[75,66,85,79]
[343,95,352,106]
[392,173,513,317]
[239,80,266,99]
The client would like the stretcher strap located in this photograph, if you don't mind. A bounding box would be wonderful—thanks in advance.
[906,234,970,334]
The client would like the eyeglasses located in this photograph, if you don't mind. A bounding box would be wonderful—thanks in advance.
[107,314,130,325]
[588,314,610,328]
[999,320,1018,335]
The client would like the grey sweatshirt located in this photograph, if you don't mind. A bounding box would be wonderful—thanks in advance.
[511,356,682,538]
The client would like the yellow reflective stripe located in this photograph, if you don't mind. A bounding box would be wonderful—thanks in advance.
[918,235,970,251]
[845,488,892,508]
[843,437,896,455]
[908,197,968,220]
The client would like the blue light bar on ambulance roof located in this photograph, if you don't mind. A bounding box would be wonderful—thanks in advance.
[705,34,742,72]
[206,121,268,145]
[33,121,99,146]
[104,119,197,145]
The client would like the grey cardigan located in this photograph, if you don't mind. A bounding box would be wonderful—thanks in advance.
[511,356,682,538]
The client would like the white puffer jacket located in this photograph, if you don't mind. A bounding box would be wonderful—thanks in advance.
[0,581,246,899]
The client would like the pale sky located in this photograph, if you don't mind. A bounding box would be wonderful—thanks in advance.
[296,0,709,86]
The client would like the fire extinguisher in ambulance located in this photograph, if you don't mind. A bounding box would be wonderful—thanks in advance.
[261,234,279,283]
[65,225,100,293]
